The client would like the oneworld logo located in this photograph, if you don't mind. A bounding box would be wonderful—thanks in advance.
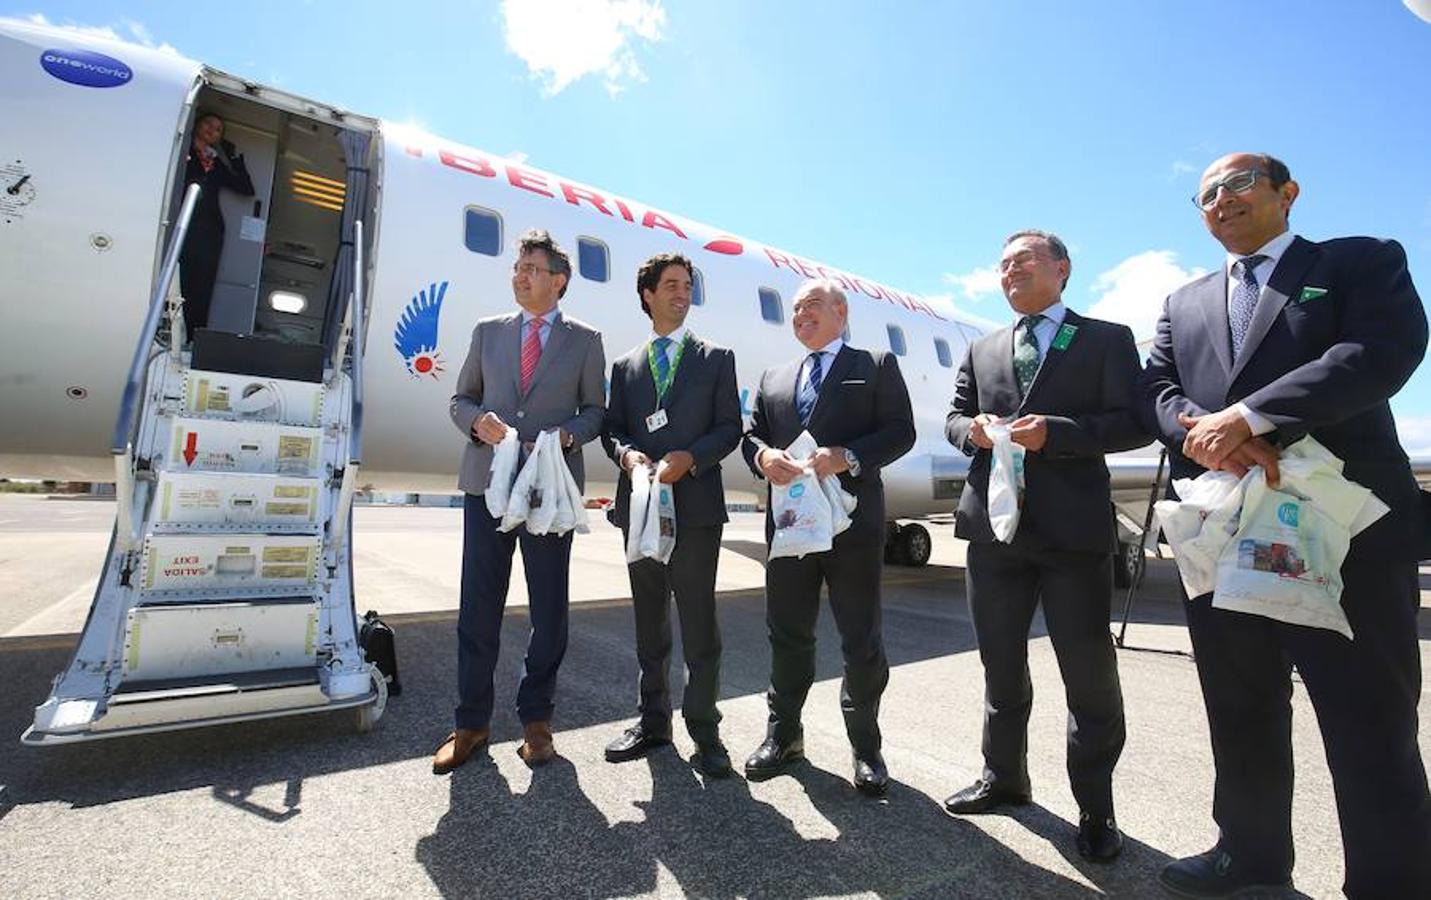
[40,49,133,89]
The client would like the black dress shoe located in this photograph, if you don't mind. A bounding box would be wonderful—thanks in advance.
[942,778,1032,815]
[852,753,889,797]
[691,742,733,779]
[1159,847,1293,898]
[1075,812,1123,863]
[743,736,805,781]
[604,724,671,763]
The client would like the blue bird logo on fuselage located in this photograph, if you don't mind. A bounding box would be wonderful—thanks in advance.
[395,281,447,379]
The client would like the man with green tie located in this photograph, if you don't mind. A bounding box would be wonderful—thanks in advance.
[601,253,743,777]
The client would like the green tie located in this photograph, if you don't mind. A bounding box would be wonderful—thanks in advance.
[1014,315,1043,395]
[652,336,673,401]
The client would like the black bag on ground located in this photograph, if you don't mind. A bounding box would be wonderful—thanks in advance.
[359,610,402,696]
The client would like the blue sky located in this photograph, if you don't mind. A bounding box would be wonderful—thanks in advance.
[11,1,1431,447]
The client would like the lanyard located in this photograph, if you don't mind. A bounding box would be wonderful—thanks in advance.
[647,333,689,404]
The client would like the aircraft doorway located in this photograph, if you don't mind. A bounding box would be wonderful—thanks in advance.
[173,85,375,375]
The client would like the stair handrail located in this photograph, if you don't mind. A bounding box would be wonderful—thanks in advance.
[330,219,365,552]
[111,182,202,553]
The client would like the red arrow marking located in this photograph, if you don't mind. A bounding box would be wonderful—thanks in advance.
[183,432,198,466]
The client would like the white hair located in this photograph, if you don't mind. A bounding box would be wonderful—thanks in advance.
[793,277,848,307]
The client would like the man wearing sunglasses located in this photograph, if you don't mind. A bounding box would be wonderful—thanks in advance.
[943,230,1148,863]
[435,228,606,773]
[1142,154,1429,898]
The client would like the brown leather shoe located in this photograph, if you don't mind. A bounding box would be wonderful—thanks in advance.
[432,728,490,775]
[517,721,555,766]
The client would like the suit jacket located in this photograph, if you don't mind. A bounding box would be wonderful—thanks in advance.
[947,309,1149,553]
[1141,235,1427,563]
[602,333,743,529]
[449,311,606,494]
[182,147,255,249]
[742,345,915,547]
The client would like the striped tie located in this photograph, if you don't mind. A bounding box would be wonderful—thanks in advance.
[652,336,672,401]
[797,351,823,425]
[520,315,545,393]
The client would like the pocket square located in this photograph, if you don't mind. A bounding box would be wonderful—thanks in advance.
[841,379,867,385]
[1297,286,1328,304]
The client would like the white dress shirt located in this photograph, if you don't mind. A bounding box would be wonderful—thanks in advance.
[648,324,689,364]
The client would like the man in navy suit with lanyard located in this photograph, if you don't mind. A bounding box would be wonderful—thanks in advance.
[601,253,743,778]
[1143,153,1429,898]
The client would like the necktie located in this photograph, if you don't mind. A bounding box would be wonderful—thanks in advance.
[652,336,673,401]
[1013,314,1043,395]
[1229,254,1267,357]
[520,315,545,392]
[797,351,824,425]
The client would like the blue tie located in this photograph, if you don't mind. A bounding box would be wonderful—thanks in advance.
[652,336,672,400]
[797,352,823,425]
[1230,254,1267,357]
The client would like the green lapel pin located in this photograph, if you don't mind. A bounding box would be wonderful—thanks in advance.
[1297,286,1328,305]
[1051,323,1078,351]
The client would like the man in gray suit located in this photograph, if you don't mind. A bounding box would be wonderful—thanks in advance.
[944,230,1148,862]
[434,229,605,774]
[601,252,743,777]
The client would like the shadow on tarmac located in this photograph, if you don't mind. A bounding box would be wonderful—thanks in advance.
[414,750,1175,898]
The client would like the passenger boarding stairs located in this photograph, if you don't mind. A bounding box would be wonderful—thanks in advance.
[23,186,384,744]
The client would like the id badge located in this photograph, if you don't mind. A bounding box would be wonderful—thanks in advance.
[645,409,669,432]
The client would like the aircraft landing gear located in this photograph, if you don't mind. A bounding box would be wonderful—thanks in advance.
[884,522,932,567]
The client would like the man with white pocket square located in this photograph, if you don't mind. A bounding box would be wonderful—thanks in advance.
[741,277,914,796]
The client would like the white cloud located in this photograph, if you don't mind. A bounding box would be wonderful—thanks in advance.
[1087,250,1207,345]
[22,13,181,55]
[1171,159,1197,178]
[941,264,1003,305]
[1396,414,1431,456]
[501,0,666,96]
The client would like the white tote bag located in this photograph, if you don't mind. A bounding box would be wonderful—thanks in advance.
[555,445,590,535]
[985,422,1025,543]
[523,430,562,535]
[485,430,520,518]
[626,462,653,563]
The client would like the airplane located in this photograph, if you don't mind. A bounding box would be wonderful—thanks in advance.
[23,19,1419,743]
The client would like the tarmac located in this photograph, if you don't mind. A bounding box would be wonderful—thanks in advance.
[0,492,1427,898]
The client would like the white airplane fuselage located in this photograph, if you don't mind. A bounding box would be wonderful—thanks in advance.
[0,20,989,516]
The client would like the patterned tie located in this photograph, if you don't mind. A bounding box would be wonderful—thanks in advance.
[520,315,545,393]
[797,351,824,425]
[1229,255,1267,357]
[652,336,672,401]
[1013,314,1043,395]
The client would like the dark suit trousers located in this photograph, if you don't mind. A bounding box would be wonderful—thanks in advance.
[965,540,1125,816]
[625,524,724,745]
[1185,559,1430,896]
[764,543,889,756]
[455,493,573,730]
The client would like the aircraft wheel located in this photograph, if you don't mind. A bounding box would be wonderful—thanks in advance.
[898,523,932,567]
[354,701,380,733]
[1113,539,1145,590]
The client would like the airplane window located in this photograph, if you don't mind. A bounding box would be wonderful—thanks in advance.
[887,324,907,356]
[463,206,502,256]
[691,266,705,306]
[759,288,782,324]
[577,236,609,282]
[934,337,953,368]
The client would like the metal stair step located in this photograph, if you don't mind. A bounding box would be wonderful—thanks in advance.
[153,470,325,530]
[181,368,326,427]
[140,532,323,592]
[113,666,319,701]
[159,415,325,477]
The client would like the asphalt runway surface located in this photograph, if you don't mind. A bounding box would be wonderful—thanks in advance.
[1,494,1428,898]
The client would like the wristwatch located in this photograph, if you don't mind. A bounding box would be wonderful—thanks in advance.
[842,447,861,477]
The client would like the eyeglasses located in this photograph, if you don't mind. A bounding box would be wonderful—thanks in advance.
[998,250,1053,273]
[512,262,555,277]
[1193,169,1267,209]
